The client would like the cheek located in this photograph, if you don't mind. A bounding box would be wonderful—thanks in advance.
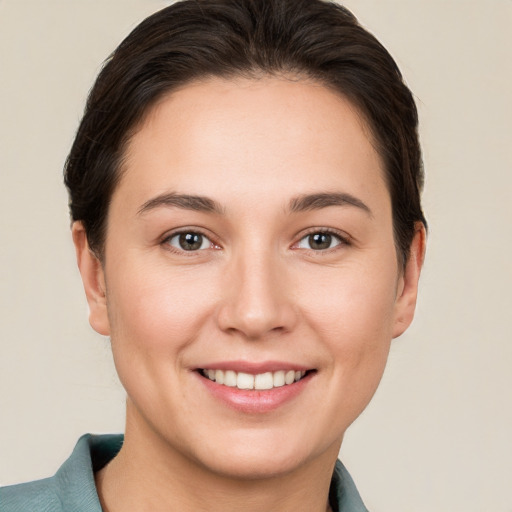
[301,261,397,340]
[103,260,224,426]
[105,259,221,360]
[282,257,398,436]
[297,256,398,381]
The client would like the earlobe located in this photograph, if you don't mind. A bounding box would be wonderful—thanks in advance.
[392,223,426,338]
[72,222,111,336]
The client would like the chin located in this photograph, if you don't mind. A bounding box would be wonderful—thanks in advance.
[203,452,307,481]
[189,428,336,481]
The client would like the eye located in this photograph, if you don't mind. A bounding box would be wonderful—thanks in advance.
[166,231,212,251]
[296,231,344,251]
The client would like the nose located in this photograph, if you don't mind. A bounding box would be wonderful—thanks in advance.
[216,248,298,340]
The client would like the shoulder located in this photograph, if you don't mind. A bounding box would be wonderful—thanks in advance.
[0,434,123,512]
[331,459,370,512]
[0,477,62,512]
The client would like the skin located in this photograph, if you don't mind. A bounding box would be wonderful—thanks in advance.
[73,76,425,512]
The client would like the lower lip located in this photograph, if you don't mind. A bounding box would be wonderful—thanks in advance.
[195,371,314,414]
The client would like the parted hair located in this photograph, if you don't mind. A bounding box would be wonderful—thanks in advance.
[64,0,426,265]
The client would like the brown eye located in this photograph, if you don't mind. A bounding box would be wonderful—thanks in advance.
[297,232,343,251]
[309,233,332,250]
[167,232,210,251]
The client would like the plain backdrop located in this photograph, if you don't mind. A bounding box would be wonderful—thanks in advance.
[1,1,511,511]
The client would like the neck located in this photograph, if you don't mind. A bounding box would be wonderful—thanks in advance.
[96,406,339,512]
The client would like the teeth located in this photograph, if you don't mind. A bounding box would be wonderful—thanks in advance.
[237,372,254,389]
[273,370,285,387]
[224,370,237,387]
[202,369,308,389]
[254,372,273,390]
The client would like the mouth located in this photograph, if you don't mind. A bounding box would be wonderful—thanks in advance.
[198,368,313,390]
[194,364,316,413]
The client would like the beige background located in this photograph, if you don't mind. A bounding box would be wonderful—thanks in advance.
[1,1,511,510]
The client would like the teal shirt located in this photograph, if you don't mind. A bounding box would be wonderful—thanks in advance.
[0,434,369,511]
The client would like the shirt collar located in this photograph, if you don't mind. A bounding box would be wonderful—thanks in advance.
[54,434,368,511]
[54,433,123,512]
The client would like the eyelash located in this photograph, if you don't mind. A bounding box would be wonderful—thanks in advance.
[161,229,219,255]
[161,227,350,255]
[294,228,351,253]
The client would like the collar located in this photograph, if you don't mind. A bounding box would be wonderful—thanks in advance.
[53,434,368,511]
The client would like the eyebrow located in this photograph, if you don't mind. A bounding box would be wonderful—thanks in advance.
[137,192,224,216]
[288,192,372,216]
[137,191,371,217]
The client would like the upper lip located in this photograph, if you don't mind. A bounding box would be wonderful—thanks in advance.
[194,360,313,374]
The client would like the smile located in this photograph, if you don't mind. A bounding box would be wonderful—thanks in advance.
[200,369,308,390]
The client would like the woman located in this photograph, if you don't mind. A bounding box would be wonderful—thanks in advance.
[1,0,426,510]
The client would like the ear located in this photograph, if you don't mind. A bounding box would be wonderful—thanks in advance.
[72,222,110,336]
[392,223,426,338]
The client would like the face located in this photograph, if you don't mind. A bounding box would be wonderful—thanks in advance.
[75,77,423,479]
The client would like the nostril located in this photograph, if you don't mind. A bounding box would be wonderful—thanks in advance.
[216,301,298,340]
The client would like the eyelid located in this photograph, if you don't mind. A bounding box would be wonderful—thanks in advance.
[159,226,351,254]
[292,227,352,251]
[160,227,221,253]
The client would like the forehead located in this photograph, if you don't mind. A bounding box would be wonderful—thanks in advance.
[115,76,388,214]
